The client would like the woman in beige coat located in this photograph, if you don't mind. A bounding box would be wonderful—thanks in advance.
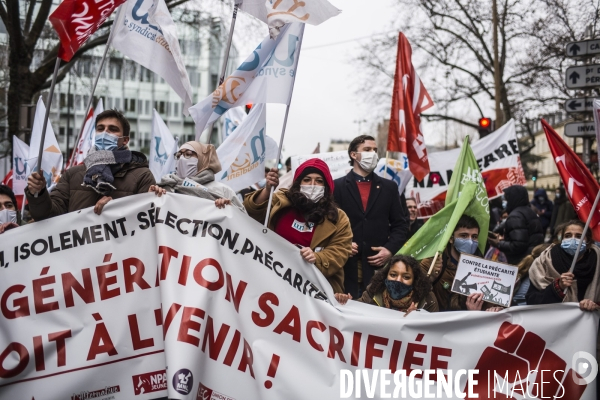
[243,158,352,294]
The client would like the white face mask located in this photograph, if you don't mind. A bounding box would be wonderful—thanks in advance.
[357,151,378,173]
[0,209,17,224]
[300,185,325,202]
[176,157,198,179]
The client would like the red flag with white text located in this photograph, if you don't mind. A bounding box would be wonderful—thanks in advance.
[542,119,600,241]
[387,32,434,181]
[49,0,125,62]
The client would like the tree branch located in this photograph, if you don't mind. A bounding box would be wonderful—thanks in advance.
[422,113,479,129]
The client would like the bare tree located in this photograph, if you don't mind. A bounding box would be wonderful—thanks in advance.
[356,0,600,143]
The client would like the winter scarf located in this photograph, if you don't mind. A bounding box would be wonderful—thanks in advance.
[82,149,138,196]
[550,244,597,300]
[156,171,218,201]
[382,289,414,311]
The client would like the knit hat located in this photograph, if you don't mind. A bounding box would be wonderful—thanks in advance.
[293,158,334,191]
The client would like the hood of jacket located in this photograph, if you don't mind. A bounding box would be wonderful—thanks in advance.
[504,185,530,213]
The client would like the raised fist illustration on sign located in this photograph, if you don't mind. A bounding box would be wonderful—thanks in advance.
[466,322,592,399]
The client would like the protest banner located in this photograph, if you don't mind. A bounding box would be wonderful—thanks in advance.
[407,119,526,218]
[291,151,351,180]
[451,255,518,307]
[0,195,597,399]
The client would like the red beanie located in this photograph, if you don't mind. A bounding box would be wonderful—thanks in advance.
[293,158,334,191]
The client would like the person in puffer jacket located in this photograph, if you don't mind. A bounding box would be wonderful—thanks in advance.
[488,185,544,265]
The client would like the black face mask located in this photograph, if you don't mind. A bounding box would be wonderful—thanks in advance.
[385,279,413,300]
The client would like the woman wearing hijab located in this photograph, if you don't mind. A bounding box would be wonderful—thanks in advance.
[527,220,600,311]
[149,141,245,212]
[243,159,352,294]
[335,254,438,315]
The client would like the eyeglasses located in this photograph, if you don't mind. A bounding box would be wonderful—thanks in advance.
[0,201,16,211]
[175,150,197,160]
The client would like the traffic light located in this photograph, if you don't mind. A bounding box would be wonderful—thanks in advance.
[245,103,253,114]
[531,169,538,181]
[478,118,492,138]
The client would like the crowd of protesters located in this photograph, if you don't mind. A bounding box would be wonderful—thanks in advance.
[2,110,599,322]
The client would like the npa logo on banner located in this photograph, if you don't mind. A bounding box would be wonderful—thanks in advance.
[132,370,167,395]
[408,119,527,217]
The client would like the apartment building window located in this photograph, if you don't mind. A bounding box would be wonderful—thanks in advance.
[125,98,136,112]
[173,102,179,116]
[155,101,166,114]
[130,131,135,139]
[115,98,121,110]
[107,97,113,109]
[109,60,122,80]
[145,100,150,115]
[75,95,82,111]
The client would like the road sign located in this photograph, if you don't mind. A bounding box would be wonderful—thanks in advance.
[566,39,600,58]
[564,121,596,137]
[564,97,598,113]
[565,64,600,89]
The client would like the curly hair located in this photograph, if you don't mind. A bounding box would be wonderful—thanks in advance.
[365,254,432,304]
[285,171,338,225]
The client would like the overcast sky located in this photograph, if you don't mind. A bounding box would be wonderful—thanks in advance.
[232,0,415,161]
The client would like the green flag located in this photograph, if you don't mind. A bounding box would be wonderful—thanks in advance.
[400,137,489,259]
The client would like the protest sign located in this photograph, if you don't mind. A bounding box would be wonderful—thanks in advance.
[0,195,597,399]
[452,254,518,307]
[407,119,526,217]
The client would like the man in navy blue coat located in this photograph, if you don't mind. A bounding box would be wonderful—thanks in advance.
[333,135,409,298]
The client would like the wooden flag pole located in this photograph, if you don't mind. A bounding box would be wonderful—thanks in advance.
[427,251,440,277]
[68,8,121,167]
[263,24,306,228]
[569,190,600,273]
[36,57,61,175]
[207,3,240,145]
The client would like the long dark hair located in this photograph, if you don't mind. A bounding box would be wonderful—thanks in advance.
[285,173,338,225]
[366,254,432,304]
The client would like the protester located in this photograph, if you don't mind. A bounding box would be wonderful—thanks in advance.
[549,187,576,235]
[420,215,500,312]
[0,185,19,234]
[530,188,553,234]
[334,254,438,315]
[333,135,409,298]
[526,220,600,309]
[285,157,292,172]
[406,197,423,239]
[487,185,544,265]
[512,243,550,306]
[26,109,155,218]
[149,141,244,212]
[244,158,352,293]
[486,209,508,262]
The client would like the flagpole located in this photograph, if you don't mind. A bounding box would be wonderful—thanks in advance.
[569,190,600,273]
[36,57,61,175]
[263,24,306,228]
[68,7,121,167]
[207,2,240,145]
[427,251,440,277]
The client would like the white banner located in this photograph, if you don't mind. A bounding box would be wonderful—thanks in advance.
[408,119,527,217]
[0,195,598,399]
[222,107,247,142]
[112,0,193,113]
[27,96,63,190]
[189,23,304,139]
[217,103,273,192]
[12,136,30,196]
[149,109,178,182]
[375,158,413,196]
[291,150,351,180]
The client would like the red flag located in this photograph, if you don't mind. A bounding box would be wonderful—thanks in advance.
[49,0,125,62]
[542,119,600,241]
[1,170,12,187]
[387,32,434,182]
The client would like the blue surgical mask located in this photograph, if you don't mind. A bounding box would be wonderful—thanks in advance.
[454,238,479,254]
[94,132,120,151]
[384,279,413,300]
[501,200,508,209]
[561,238,586,256]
